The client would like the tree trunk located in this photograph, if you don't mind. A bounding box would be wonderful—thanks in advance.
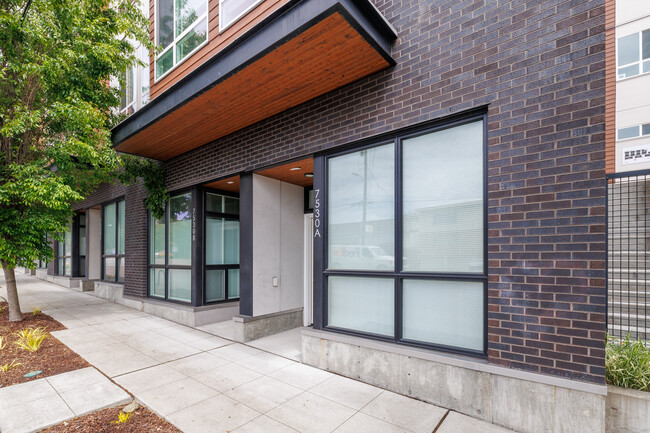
[1,261,23,322]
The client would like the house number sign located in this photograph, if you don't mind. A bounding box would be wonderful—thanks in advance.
[313,189,321,238]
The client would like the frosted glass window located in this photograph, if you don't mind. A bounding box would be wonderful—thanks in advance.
[104,257,116,281]
[328,277,394,336]
[150,215,166,265]
[206,217,239,265]
[228,269,240,298]
[402,121,484,273]
[169,194,192,266]
[206,269,225,302]
[169,269,191,301]
[150,268,165,298]
[328,144,394,271]
[103,202,116,254]
[118,201,125,255]
[79,228,86,256]
[403,279,484,352]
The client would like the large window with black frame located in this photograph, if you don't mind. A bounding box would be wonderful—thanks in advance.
[323,116,487,356]
[204,192,240,303]
[102,200,125,282]
[149,192,193,303]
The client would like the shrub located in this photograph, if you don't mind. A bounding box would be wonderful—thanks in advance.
[606,334,650,392]
[32,306,42,316]
[14,327,49,352]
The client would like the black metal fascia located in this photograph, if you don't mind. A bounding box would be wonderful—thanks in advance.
[111,0,397,149]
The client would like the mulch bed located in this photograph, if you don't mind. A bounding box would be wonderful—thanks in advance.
[0,302,90,387]
[40,406,183,433]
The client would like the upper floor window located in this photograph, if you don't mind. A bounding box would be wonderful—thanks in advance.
[219,0,262,31]
[156,0,208,80]
[618,123,650,141]
[119,67,135,112]
[617,29,650,80]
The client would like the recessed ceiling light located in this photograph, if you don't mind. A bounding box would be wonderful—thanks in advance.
[304,173,314,178]
[227,181,234,184]
[289,167,302,171]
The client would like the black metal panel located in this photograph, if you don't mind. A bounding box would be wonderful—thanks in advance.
[191,187,203,307]
[111,0,396,148]
[239,173,254,316]
[312,155,326,330]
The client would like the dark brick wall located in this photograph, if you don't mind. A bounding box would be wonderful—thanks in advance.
[93,0,607,383]
[71,182,148,298]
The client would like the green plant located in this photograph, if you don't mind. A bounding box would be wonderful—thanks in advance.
[32,306,41,316]
[14,327,49,352]
[0,360,23,373]
[112,411,133,424]
[606,334,650,392]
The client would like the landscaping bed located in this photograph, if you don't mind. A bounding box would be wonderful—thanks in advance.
[40,406,183,433]
[0,302,89,387]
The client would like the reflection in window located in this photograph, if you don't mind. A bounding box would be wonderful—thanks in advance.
[220,0,262,31]
[328,144,394,271]
[148,193,193,303]
[156,0,208,79]
[103,200,125,282]
[205,193,240,303]
[617,30,650,79]
[325,119,486,354]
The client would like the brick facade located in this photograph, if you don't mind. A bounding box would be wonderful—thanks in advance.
[84,0,607,384]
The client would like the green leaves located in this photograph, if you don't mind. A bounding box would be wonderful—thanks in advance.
[0,0,160,269]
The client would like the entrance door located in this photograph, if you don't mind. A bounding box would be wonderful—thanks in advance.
[303,214,314,326]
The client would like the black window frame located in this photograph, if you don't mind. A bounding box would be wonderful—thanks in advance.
[101,199,126,283]
[147,189,194,305]
[318,112,489,358]
[56,224,72,277]
[203,189,241,305]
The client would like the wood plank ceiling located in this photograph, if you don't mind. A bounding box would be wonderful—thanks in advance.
[115,12,391,160]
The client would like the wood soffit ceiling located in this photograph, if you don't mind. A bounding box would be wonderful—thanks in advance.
[115,12,391,160]
[256,158,314,187]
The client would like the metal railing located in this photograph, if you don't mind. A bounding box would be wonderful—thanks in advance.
[607,170,650,342]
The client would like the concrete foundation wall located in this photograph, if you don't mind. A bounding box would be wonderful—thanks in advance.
[606,386,650,433]
[92,281,239,327]
[252,175,304,316]
[232,308,303,342]
[302,330,607,433]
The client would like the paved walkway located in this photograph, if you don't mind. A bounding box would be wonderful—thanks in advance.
[0,367,130,433]
[0,273,517,433]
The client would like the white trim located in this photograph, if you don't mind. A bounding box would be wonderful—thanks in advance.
[153,0,209,83]
[302,328,609,396]
[219,0,264,33]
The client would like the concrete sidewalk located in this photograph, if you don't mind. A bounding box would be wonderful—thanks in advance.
[0,367,130,433]
[0,273,517,433]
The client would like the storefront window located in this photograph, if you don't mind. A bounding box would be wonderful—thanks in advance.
[324,118,486,355]
[205,193,240,303]
[148,192,193,303]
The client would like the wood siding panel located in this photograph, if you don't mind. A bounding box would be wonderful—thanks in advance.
[118,13,391,160]
[149,0,290,99]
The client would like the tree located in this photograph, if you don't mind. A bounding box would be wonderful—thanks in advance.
[0,0,160,321]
